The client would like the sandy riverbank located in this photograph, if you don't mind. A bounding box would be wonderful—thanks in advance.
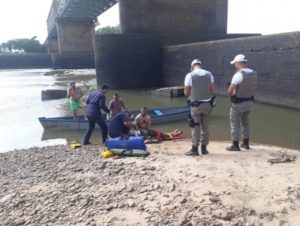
[0,140,299,226]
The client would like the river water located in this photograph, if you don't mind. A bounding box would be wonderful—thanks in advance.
[0,69,299,152]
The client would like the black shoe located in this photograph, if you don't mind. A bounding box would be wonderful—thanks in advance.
[83,142,92,145]
[185,146,199,156]
[240,143,250,149]
[240,139,250,149]
[201,144,209,155]
[226,141,241,151]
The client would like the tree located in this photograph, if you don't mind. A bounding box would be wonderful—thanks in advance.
[4,37,46,53]
[0,43,10,53]
[96,25,121,35]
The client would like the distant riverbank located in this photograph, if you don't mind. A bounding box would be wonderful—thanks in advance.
[0,53,51,69]
[0,140,299,225]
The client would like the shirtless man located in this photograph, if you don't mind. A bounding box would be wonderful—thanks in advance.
[67,81,84,119]
[135,107,182,142]
[135,106,151,130]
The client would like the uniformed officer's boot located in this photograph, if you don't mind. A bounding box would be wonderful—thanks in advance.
[201,144,209,155]
[185,146,199,156]
[226,141,241,151]
[240,138,250,149]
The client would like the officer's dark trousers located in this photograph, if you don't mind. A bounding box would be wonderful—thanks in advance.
[83,115,107,144]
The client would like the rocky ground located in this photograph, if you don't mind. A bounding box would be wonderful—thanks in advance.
[0,140,299,226]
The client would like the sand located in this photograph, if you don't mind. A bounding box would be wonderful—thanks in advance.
[0,140,299,226]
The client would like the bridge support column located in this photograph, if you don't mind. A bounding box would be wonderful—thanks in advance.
[119,0,228,34]
[95,34,163,89]
[95,0,239,88]
[52,20,95,68]
[94,33,256,89]
[46,39,58,54]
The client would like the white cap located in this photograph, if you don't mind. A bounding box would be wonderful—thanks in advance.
[69,81,76,87]
[230,54,247,64]
[191,59,202,66]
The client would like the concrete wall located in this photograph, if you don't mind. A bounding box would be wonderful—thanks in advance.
[95,0,263,91]
[119,0,228,34]
[95,0,232,88]
[0,54,52,69]
[51,52,94,69]
[47,20,95,69]
[46,39,59,54]
[94,33,257,89]
[163,31,300,109]
[95,34,163,89]
[56,20,95,53]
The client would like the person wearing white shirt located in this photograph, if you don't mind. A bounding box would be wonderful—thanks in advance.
[184,59,216,156]
[226,54,257,151]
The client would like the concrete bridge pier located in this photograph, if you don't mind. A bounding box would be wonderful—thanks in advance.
[94,0,234,89]
[51,19,95,68]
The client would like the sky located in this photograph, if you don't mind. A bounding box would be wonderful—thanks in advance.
[0,0,300,44]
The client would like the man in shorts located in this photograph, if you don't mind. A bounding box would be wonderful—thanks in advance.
[67,81,84,120]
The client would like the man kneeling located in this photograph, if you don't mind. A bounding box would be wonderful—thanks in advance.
[108,111,135,138]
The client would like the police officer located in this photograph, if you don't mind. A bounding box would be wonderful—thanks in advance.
[184,59,216,156]
[83,85,110,145]
[226,54,257,151]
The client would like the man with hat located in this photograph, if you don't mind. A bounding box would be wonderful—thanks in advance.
[67,81,84,120]
[184,59,216,156]
[226,54,257,151]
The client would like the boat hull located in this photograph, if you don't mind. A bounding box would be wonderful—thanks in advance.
[39,106,189,130]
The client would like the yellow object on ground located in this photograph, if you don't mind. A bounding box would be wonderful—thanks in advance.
[70,143,81,149]
[101,150,114,158]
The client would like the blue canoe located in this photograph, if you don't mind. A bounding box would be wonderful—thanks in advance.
[38,106,189,130]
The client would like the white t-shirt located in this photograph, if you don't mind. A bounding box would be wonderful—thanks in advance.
[231,68,254,85]
[184,68,214,87]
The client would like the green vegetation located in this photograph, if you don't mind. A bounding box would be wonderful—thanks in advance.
[96,25,120,35]
[0,37,46,53]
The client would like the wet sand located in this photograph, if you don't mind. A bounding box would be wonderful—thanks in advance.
[0,140,299,226]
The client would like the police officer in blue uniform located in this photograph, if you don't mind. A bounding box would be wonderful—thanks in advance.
[83,85,109,145]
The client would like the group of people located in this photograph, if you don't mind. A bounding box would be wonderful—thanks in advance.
[184,54,257,156]
[67,82,159,145]
[67,53,257,155]
[67,83,127,121]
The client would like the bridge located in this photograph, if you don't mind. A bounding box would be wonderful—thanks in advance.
[46,0,254,88]
[47,0,118,39]
[46,0,118,68]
